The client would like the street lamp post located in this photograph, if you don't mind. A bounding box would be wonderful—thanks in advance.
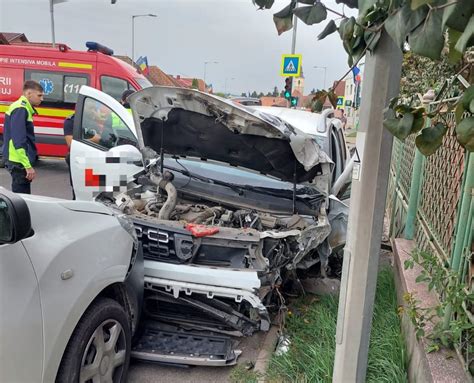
[132,14,157,63]
[203,61,219,85]
[49,0,69,48]
[313,66,327,90]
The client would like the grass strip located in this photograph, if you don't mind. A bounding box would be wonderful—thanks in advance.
[265,267,407,383]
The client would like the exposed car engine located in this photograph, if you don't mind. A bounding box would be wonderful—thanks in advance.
[96,161,339,348]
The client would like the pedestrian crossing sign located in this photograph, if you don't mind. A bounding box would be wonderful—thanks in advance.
[281,54,302,77]
[336,96,345,109]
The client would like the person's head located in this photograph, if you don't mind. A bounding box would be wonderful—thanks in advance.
[23,80,44,107]
[121,89,135,107]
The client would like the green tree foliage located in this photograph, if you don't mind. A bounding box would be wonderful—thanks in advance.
[252,0,474,154]
[400,51,455,99]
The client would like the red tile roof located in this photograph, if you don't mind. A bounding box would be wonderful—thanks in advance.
[172,76,206,92]
[148,66,176,87]
[0,32,28,44]
[260,97,287,107]
[114,55,134,66]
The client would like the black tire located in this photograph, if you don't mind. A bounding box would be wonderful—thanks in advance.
[56,298,131,383]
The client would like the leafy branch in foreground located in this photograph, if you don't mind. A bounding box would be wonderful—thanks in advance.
[252,0,474,153]
[402,249,473,352]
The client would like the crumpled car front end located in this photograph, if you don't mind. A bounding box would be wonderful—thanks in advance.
[97,86,348,365]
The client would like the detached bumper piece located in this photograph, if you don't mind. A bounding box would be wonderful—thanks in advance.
[131,322,241,366]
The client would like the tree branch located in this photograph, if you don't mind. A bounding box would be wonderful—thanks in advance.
[331,43,370,92]
[325,6,346,18]
[430,0,459,11]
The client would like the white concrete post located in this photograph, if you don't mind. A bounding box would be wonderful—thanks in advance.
[332,31,402,382]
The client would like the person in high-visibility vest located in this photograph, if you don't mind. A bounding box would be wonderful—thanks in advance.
[101,89,135,148]
[2,80,44,194]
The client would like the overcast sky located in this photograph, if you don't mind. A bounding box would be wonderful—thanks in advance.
[0,0,357,95]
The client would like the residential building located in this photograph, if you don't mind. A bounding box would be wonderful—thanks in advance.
[293,68,305,97]
[0,32,28,45]
[343,70,363,129]
[260,96,287,107]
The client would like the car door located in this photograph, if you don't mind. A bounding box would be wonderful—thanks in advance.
[70,86,144,201]
[0,198,43,382]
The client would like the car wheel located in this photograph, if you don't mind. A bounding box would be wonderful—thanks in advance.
[56,298,131,383]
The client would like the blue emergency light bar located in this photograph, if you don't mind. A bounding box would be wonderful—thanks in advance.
[86,42,114,56]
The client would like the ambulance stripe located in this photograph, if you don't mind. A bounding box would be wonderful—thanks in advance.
[34,126,64,135]
[0,105,73,118]
[58,62,93,69]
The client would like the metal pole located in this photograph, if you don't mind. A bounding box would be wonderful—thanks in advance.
[460,199,473,283]
[450,152,473,272]
[291,14,297,54]
[333,31,402,383]
[204,63,207,84]
[132,16,135,63]
[132,14,157,64]
[404,148,424,239]
[323,67,327,89]
[443,152,473,330]
[50,0,56,48]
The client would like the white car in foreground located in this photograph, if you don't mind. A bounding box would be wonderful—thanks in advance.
[0,187,143,383]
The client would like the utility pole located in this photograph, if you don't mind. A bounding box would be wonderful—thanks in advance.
[49,0,68,48]
[291,14,297,55]
[49,0,56,48]
[286,14,297,108]
[132,14,157,63]
[332,31,402,383]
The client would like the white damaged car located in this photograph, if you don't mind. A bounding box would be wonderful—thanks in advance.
[0,187,143,382]
[69,86,349,366]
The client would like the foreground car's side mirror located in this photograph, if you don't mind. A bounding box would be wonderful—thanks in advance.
[0,189,33,244]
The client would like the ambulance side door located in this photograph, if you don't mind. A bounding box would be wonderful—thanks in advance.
[70,86,144,201]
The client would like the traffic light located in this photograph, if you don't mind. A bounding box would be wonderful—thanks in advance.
[290,96,298,107]
[284,77,292,100]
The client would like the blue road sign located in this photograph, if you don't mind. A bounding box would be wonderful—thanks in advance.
[281,54,302,77]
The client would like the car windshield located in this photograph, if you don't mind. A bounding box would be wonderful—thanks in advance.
[163,157,297,191]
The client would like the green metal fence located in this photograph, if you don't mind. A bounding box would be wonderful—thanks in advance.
[386,75,473,373]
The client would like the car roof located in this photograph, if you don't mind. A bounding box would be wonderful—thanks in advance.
[249,106,334,137]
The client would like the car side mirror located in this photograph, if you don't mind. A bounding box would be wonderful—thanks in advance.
[0,188,33,244]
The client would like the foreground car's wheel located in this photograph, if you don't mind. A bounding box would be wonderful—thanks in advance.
[56,298,131,383]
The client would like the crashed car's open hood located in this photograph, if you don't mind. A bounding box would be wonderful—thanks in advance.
[128,87,332,184]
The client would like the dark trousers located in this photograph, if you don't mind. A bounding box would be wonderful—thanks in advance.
[65,153,76,200]
[8,163,31,194]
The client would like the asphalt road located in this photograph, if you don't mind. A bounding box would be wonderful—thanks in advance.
[0,158,269,383]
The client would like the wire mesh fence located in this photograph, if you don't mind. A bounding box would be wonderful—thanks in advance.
[386,75,472,374]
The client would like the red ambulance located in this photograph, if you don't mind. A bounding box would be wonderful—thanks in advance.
[0,42,151,159]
